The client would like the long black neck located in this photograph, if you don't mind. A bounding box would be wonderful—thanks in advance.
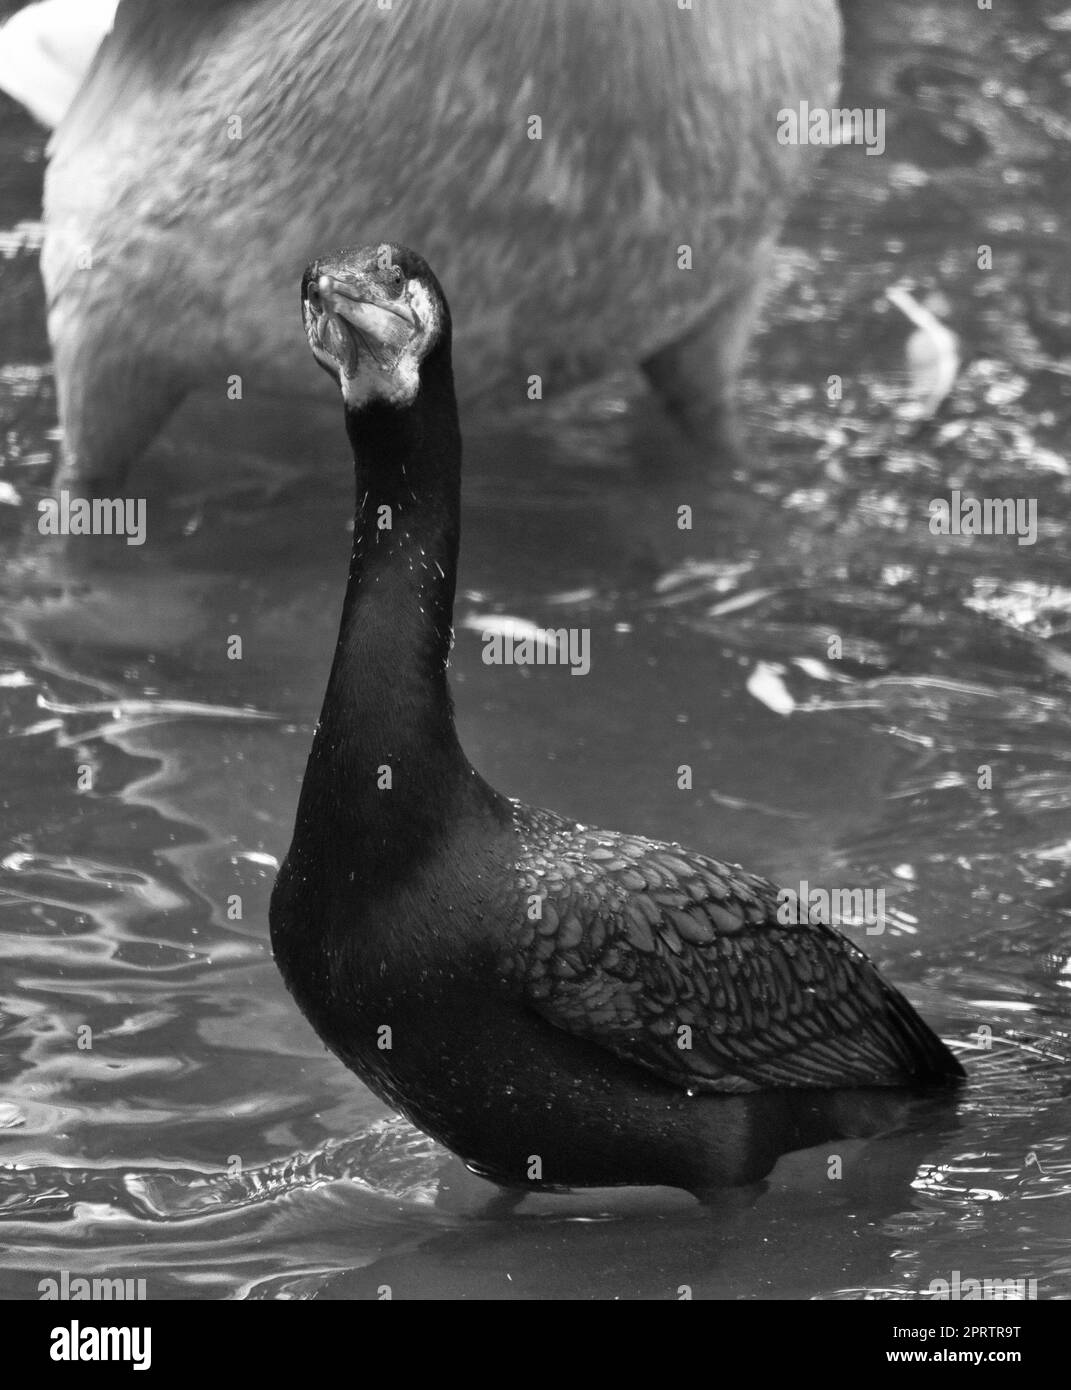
[295,342,486,879]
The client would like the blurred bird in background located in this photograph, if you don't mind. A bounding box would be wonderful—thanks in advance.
[0,0,841,493]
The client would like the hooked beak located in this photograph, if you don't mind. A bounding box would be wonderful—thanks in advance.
[308,273,418,376]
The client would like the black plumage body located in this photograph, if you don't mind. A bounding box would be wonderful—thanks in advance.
[273,801,963,1193]
[270,245,964,1197]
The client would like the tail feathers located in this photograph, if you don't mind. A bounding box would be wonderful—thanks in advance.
[883,979,966,1085]
[0,0,118,127]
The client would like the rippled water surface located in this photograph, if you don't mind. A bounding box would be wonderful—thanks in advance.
[1,0,1070,1299]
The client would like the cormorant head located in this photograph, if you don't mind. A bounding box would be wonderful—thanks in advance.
[301,243,448,410]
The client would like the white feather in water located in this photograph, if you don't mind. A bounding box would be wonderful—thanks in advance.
[886,285,960,420]
[460,614,561,657]
[746,661,796,716]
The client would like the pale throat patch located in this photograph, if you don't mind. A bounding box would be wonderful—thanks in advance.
[313,279,440,410]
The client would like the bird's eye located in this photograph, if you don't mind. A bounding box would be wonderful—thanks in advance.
[307,283,323,313]
[389,265,403,288]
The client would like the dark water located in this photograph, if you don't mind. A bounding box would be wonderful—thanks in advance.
[1,0,1070,1300]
